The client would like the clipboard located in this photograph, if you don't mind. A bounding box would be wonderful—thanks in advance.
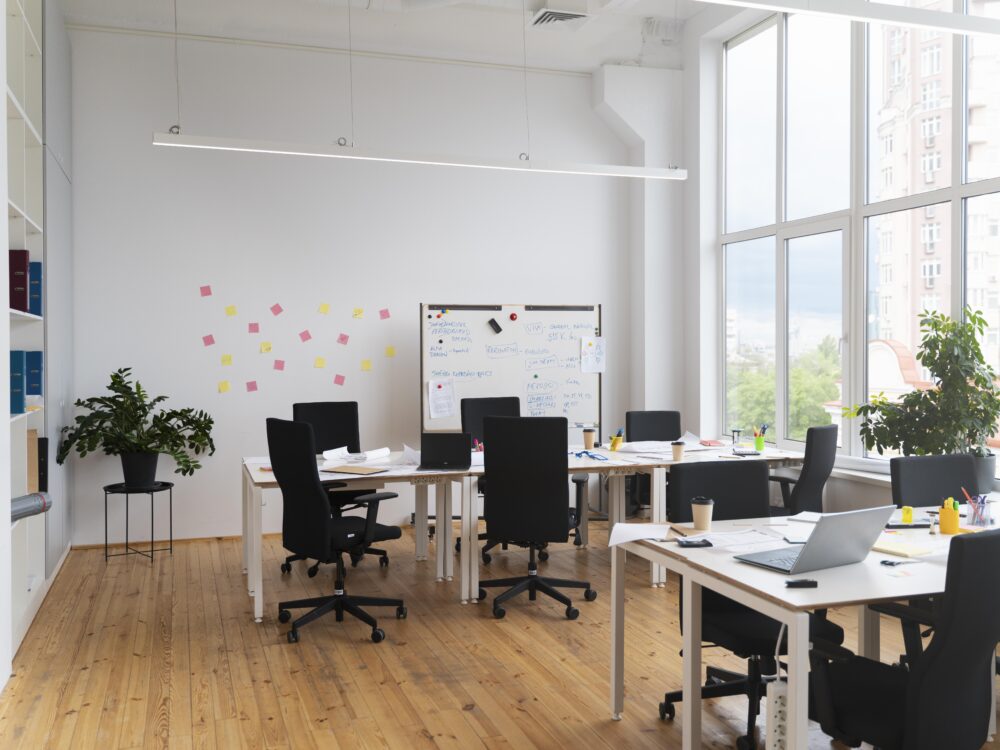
[321,465,389,476]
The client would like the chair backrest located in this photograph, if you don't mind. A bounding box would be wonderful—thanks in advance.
[904,529,1000,749]
[667,460,770,523]
[787,424,839,514]
[461,397,520,445]
[483,416,569,543]
[292,401,361,453]
[266,418,332,561]
[625,410,682,442]
[890,454,977,508]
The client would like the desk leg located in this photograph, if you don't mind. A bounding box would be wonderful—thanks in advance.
[610,543,626,720]
[608,474,626,528]
[858,604,880,661]
[434,483,446,581]
[650,468,667,587]
[459,477,471,604]
[681,576,703,750]
[241,469,249,574]
[250,484,264,623]
[464,476,478,604]
[414,485,428,562]
[578,478,589,548]
[786,611,810,749]
[444,482,454,582]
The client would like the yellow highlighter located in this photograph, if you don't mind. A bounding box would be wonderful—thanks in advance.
[939,497,960,535]
[901,506,913,524]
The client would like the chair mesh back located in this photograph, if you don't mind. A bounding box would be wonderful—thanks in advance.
[483,416,568,544]
[625,411,682,442]
[292,401,361,454]
[788,424,838,514]
[461,397,520,445]
[890,454,977,508]
[668,460,770,523]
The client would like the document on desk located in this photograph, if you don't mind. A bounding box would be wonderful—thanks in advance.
[608,523,671,547]
[676,528,785,553]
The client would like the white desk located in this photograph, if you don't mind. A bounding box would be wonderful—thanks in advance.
[609,519,957,749]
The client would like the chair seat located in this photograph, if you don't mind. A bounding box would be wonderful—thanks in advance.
[331,517,402,549]
[826,656,907,750]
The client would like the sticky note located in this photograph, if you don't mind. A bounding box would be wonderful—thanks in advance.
[334,374,346,386]
[260,341,272,353]
[337,333,349,345]
[202,334,215,347]
[274,359,285,371]
[218,380,230,393]
[379,308,391,320]
[225,305,237,317]
[248,322,259,334]
[352,308,363,319]
[361,359,372,372]
[319,303,330,314]
[314,356,326,369]
[200,285,212,297]
[385,346,396,358]
[221,354,232,366]
[246,381,258,393]
[299,329,312,342]
[270,303,283,316]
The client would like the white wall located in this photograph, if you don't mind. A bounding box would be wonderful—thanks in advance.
[69,28,643,543]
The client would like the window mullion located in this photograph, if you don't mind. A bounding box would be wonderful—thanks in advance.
[775,14,788,444]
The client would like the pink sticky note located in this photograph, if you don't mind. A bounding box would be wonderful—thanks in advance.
[334,374,346,386]
[200,285,213,297]
[273,359,285,371]
[337,333,349,345]
[248,322,259,334]
[270,303,283,316]
[202,334,215,347]
[246,381,258,393]
[379,308,391,320]
[299,329,312,342]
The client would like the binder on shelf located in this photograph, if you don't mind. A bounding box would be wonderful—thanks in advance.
[38,437,48,493]
[9,250,29,312]
[26,429,39,493]
[10,350,25,414]
[25,350,42,396]
[28,261,42,316]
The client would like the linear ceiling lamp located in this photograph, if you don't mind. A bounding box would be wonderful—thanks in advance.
[151,132,688,180]
[700,0,1000,36]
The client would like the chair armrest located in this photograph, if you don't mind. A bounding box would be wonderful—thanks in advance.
[868,601,938,628]
[811,636,854,663]
[572,474,588,485]
[768,475,797,485]
[321,481,349,489]
[356,492,398,547]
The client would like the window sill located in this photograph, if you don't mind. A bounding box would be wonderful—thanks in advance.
[828,467,892,489]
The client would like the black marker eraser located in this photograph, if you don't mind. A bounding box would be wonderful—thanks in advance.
[488,318,503,334]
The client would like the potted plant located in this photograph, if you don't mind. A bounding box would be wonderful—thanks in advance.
[846,308,1000,492]
[57,368,215,487]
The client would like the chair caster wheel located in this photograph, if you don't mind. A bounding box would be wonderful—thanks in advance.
[493,606,506,619]
[565,606,579,620]
[454,539,461,554]
[350,556,361,568]
[371,628,385,643]
[280,562,291,574]
[278,609,291,624]
[736,736,755,750]
[396,606,407,619]
[287,629,299,644]
[482,551,492,564]
[538,550,549,562]
[307,564,319,578]
[584,588,597,602]
[478,588,487,601]
[379,556,389,568]
[658,701,675,721]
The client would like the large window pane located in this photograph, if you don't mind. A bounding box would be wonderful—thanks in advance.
[967,193,1000,367]
[786,15,851,220]
[968,1,1000,183]
[725,22,777,232]
[866,204,951,432]
[787,231,844,442]
[868,11,953,203]
[726,237,776,436]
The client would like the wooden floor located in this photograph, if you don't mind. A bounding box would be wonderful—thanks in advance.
[1,522,998,749]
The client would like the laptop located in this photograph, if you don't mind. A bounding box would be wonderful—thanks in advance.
[418,432,472,471]
[734,505,895,575]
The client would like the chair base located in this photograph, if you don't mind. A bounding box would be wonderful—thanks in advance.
[478,546,596,619]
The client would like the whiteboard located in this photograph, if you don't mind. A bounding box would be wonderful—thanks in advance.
[420,303,602,434]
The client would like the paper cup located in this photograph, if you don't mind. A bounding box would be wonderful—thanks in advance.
[692,499,714,532]
[583,429,596,450]
[672,442,684,462]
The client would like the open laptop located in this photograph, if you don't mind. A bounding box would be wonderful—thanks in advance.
[735,505,895,575]
[418,432,472,471]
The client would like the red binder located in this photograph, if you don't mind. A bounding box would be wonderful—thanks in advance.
[9,249,29,312]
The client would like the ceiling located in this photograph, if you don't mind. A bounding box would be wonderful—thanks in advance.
[59,0,705,72]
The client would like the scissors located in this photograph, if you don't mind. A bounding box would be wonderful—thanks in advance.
[572,450,608,461]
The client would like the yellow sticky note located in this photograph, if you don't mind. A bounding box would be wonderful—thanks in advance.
[314,356,326,369]
[218,380,231,393]
[319,303,330,314]
[385,346,396,358]
[352,308,364,319]
[225,305,237,317]
[260,341,272,353]
[361,359,372,372]
[221,354,232,366]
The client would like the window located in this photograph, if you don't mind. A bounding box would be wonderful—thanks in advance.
[882,166,894,189]
[921,294,940,312]
[967,2,1000,182]
[921,116,941,145]
[966,193,1000,385]
[880,263,893,284]
[920,151,941,181]
[882,134,894,156]
[921,45,941,77]
[890,58,904,86]
[921,80,941,111]
[920,222,941,252]
[921,260,942,287]
[890,29,905,55]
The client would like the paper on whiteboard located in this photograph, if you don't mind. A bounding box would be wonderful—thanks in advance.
[428,379,456,419]
[580,337,606,374]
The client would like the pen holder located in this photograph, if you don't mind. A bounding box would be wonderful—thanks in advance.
[939,505,960,535]
[609,435,623,452]
[753,436,765,452]
[967,497,991,528]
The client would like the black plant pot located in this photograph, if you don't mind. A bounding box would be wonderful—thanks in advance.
[120,452,159,488]
[972,453,996,495]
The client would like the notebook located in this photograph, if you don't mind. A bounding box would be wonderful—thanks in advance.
[321,465,389,476]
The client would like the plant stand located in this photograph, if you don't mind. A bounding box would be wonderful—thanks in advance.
[103,481,174,561]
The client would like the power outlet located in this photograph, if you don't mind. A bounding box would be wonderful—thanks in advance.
[766,678,788,750]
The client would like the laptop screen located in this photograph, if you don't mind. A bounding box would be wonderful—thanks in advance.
[421,433,471,469]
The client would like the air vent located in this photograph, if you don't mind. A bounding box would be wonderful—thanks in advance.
[531,8,589,27]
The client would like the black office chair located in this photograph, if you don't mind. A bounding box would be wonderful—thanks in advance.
[287,401,390,574]
[768,423,838,515]
[477,416,597,619]
[810,529,1000,750]
[626,410,681,515]
[659,460,845,750]
[266,418,406,644]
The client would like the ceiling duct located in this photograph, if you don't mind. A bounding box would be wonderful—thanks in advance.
[530,7,590,26]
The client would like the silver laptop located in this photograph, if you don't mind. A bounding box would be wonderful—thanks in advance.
[735,505,895,575]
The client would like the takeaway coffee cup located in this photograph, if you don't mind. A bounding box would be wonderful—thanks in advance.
[671,440,685,462]
[691,496,714,532]
[583,428,597,450]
